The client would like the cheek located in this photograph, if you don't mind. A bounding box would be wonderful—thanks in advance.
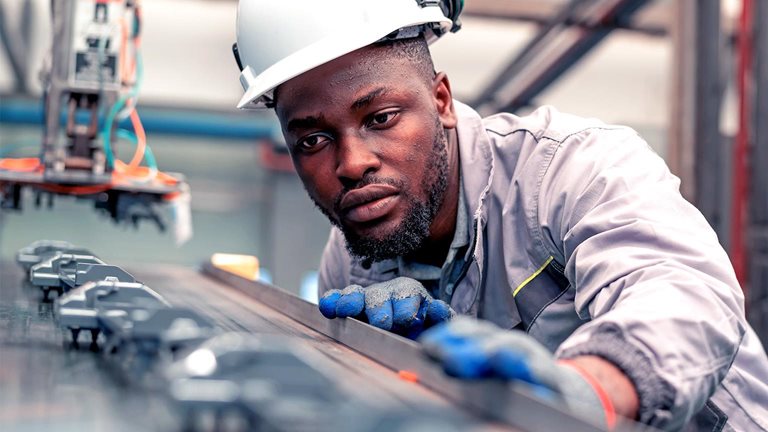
[393,131,435,181]
[294,157,339,203]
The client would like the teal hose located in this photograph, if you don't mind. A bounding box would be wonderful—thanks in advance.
[116,129,157,171]
[102,50,145,169]
[102,94,129,169]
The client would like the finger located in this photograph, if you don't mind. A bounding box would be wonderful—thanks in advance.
[392,294,424,330]
[439,338,491,378]
[489,347,537,383]
[419,318,496,359]
[482,332,559,389]
[335,285,365,318]
[490,347,557,400]
[389,277,430,330]
[392,300,427,339]
[318,289,342,319]
[425,299,454,325]
[364,285,394,330]
[419,321,465,360]
[419,322,493,378]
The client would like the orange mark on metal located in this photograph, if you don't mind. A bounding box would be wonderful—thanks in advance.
[398,370,419,383]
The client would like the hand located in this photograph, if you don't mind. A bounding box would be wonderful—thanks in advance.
[419,318,617,429]
[319,277,455,337]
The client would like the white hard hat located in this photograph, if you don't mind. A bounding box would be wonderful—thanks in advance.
[234,0,463,110]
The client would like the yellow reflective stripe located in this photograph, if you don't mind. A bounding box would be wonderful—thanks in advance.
[512,256,554,297]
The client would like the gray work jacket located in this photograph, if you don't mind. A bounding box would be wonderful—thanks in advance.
[318,101,768,431]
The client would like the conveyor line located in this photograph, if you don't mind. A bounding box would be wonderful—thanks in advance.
[1,258,646,431]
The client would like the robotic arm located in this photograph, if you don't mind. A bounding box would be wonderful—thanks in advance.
[0,0,190,241]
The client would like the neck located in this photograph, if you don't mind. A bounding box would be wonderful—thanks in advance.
[408,128,460,268]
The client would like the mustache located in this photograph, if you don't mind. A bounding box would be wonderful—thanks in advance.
[332,175,405,215]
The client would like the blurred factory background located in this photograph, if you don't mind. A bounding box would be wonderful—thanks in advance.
[0,0,766,342]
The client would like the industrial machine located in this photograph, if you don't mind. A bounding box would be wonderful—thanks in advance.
[0,0,190,239]
[6,238,621,432]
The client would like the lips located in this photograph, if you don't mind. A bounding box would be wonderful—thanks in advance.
[339,184,400,224]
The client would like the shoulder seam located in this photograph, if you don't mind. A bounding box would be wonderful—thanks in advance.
[487,125,629,144]
[486,127,539,141]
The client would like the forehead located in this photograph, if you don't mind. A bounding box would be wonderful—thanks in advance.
[274,45,426,119]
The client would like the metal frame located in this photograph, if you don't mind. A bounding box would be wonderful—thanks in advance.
[0,0,33,94]
[667,0,727,240]
[748,0,768,347]
[42,0,114,183]
[202,262,653,432]
[470,0,651,116]
[464,14,664,38]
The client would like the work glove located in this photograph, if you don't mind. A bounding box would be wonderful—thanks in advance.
[319,277,455,338]
[419,318,616,429]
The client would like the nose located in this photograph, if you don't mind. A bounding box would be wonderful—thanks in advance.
[335,132,380,188]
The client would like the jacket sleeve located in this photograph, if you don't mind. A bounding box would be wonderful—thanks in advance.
[538,127,746,430]
[317,227,352,298]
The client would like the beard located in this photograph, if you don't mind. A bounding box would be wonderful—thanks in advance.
[311,118,450,263]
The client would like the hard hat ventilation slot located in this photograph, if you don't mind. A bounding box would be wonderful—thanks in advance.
[379,25,425,42]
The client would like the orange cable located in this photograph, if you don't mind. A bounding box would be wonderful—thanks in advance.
[0,158,41,172]
[1,157,180,196]
[127,109,146,168]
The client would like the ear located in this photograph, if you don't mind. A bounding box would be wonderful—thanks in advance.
[433,71,457,129]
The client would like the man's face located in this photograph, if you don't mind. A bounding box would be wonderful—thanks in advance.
[274,45,457,262]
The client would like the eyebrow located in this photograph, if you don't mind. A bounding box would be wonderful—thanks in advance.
[285,87,392,132]
[286,114,325,133]
[351,87,389,111]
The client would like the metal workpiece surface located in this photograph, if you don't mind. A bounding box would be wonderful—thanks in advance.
[0,260,177,432]
[0,260,511,432]
[201,264,630,432]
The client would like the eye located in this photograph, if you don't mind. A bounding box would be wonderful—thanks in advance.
[295,133,332,153]
[366,110,398,129]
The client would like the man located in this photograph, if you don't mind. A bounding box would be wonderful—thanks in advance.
[233,0,768,430]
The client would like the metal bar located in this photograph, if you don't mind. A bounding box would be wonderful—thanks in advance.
[470,0,591,111]
[667,0,726,243]
[42,0,73,170]
[694,0,727,248]
[201,262,650,432]
[0,0,31,93]
[462,11,666,38]
[748,0,768,346]
[731,0,752,285]
[462,0,669,35]
[667,2,697,203]
[472,0,650,115]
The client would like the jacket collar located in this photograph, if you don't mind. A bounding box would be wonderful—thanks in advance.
[453,101,494,261]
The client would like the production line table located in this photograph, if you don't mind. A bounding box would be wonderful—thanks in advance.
[0,258,619,432]
[0,259,501,431]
